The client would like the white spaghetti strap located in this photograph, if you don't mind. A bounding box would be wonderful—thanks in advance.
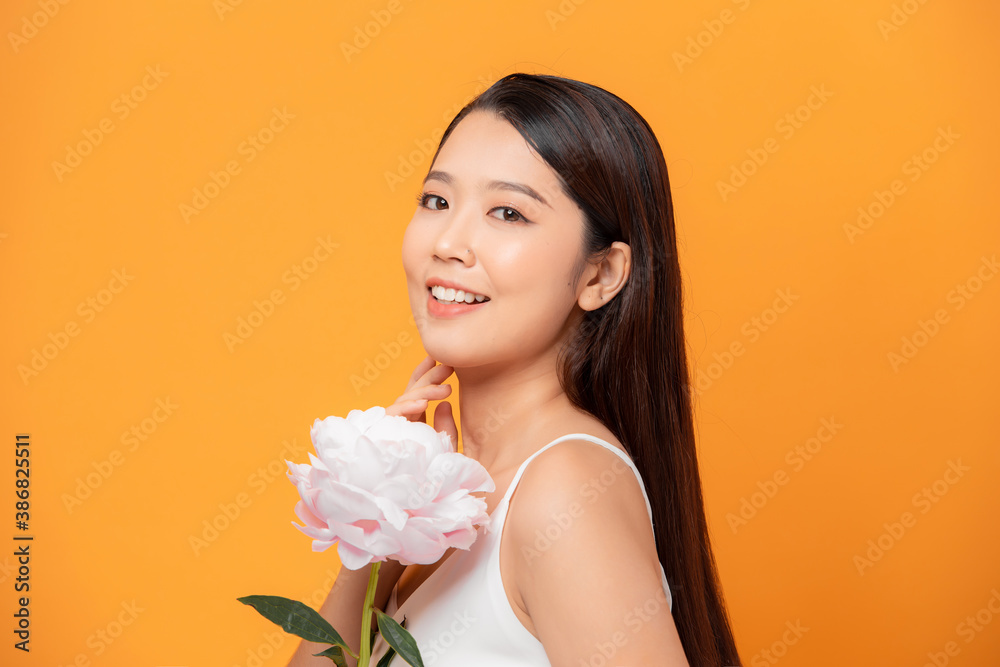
[496,434,594,505]
[372,432,675,665]
[494,432,673,613]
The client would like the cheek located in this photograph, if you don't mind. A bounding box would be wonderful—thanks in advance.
[492,237,573,291]
[400,219,425,278]
[400,220,430,312]
[489,239,578,326]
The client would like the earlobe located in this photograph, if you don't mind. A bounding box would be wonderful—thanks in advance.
[577,241,631,311]
[578,289,602,312]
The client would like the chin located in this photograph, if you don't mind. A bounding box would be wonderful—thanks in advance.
[419,342,475,369]
[417,334,495,370]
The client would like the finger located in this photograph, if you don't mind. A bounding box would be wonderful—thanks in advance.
[384,398,426,417]
[421,362,454,386]
[400,382,453,404]
[408,361,455,393]
[406,355,437,390]
[407,357,451,391]
[416,384,454,401]
[384,398,428,422]
[433,401,459,451]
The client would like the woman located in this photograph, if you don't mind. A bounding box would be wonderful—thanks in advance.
[289,72,741,666]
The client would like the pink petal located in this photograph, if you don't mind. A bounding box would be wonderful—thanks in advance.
[348,435,386,488]
[441,527,478,551]
[431,453,496,495]
[337,541,375,570]
[345,405,387,434]
[311,416,361,457]
[315,481,381,523]
[293,500,325,529]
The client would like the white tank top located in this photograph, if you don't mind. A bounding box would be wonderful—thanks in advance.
[370,433,674,665]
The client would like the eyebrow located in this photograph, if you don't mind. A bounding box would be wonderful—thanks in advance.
[423,170,551,208]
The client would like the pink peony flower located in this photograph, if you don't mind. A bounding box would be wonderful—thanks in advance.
[285,406,495,570]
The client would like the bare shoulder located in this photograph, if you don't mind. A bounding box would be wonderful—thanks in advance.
[503,434,681,662]
[506,433,660,574]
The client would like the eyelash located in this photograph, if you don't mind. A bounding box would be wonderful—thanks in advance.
[414,192,529,224]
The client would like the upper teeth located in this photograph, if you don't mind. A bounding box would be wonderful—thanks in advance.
[431,285,488,304]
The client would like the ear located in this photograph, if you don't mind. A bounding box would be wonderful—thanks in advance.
[577,241,631,311]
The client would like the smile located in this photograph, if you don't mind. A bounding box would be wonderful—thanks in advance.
[425,288,489,318]
[429,284,490,304]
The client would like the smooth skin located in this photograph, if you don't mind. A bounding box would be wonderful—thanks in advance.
[288,110,688,666]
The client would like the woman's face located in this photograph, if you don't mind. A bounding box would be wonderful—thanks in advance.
[401,110,590,370]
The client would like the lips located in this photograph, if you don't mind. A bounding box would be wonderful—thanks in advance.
[425,289,488,318]
[425,277,490,301]
[429,285,489,304]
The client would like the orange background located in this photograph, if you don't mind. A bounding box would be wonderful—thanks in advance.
[2,1,998,665]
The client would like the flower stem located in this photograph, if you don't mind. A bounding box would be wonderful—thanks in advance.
[357,561,381,667]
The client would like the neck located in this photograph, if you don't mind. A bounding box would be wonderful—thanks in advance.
[452,346,575,474]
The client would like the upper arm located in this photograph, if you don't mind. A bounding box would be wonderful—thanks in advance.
[507,441,689,667]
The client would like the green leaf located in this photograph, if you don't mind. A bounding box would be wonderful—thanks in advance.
[375,617,406,667]
[238,595,353,654]
[313,645,349,666]
[375,610,423,667]
[375,645,397,667]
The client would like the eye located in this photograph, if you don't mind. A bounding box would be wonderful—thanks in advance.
[416,192,448,210]
[488,206,527,224]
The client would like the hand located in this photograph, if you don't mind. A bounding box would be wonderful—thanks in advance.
[385,355,458,450]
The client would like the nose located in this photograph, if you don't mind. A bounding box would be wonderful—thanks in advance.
[432,207,476,264]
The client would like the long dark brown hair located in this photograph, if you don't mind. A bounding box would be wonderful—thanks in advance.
[425,72,741,666]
